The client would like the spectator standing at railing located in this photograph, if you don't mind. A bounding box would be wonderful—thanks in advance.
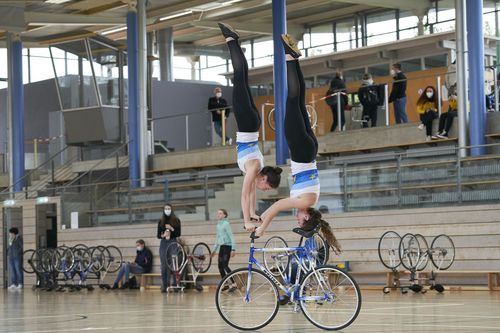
[416,86,439,141]
[7,227,23,290]
[208,87,231,144]
[210,209,237,291]
[389,63,408,124]
[157,203,181,293]
[357,73,380,127]
[328,71,347,131]
[433,94,458,139]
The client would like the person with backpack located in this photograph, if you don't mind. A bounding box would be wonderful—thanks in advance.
[357,73,380,127]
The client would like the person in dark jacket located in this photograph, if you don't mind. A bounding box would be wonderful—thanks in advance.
[157,203,181,293]
[112,239,153,289]
[388,63,408,124]
[328,71,347,131]
[208,87,231,144]
[358,73,380,127]
[7,227,23,290]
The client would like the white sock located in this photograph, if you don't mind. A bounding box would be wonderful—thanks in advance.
[225,37,234,42]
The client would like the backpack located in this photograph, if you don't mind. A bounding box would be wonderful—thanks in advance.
[325,88,336,106]
[360,85,380,106]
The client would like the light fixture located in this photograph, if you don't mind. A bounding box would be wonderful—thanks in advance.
[102,26,127,35]
[3,199,16,207]
[36,196,50,204]
[45,0,73,4]
[159,10,192,22]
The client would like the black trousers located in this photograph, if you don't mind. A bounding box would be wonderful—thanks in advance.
[438,110,457,134]
[362,105,378,128]
[419,110,437,136]
[285,60,318,163]
[227,40,261,132]
[330,103,346,131]
[218,245,232,279]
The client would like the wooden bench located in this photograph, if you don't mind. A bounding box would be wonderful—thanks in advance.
[137,272,220,290]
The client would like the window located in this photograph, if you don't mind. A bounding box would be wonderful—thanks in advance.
[368,64,390,77]
[311,23,333,47]
[399,58,423,72]
[424,54,447,69]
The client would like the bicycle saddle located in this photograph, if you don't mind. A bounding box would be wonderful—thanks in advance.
[292,228,315,239]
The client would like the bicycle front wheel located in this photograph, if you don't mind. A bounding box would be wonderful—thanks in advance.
[104,245,123,273]
[399,233,420,270]
[215,267,279,331]
[165,241,186,272]
[263,236,289,277]
[192,242,211,273]
[430,234,455,270]
[378,231,401,269]
[299,265,361,330]
[267,108,276,131]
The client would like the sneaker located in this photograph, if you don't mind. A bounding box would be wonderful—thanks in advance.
[418,124,424,130]
[436,132,448,139]
[8,284,16,290]
[281,34,302,58]
[218,22,239,40]
[228,137,233,145]
[221,285,230,292]
[111,283,119,290]
[15,284,23,290]
[426,136,431,142]
[161,287,167,293]
[431,135,439,140]
[120,282,129,289]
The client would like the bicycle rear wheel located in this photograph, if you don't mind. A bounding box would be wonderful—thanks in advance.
[72,245,91,272]
[104,245,123,273]
[399,233,420,270]
[192,242,211,273]
[55,246,75,273]
[305,105,318,129]
[263,236,289,277]
[90,246,108,273]
[299,265,361,330]
[430,234,455,270]
[165,241,186,272]
[378,231,401,269]
[215,267,279,331]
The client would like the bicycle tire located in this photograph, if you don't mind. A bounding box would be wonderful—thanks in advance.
[192,242,211,273]
[165,241,186,272]
[430,234,455,270]
[30,249,45,274]
[104,245,123,273]
[268,106,317,131]
[414,234,429,271]
[299,265,361,330]
[302,233,329,268]
[72,246,91,273]
[378,231,401,269]
[215,267,279,331]
[22,249,35,274]
[399,233,420,270]
[263,236,289,277]
[55,246,75,273]
[90,246,108,273]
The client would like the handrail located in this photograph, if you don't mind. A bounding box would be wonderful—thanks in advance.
[61,141,129,189]
[149,105,233,121]
[0,145,70,194]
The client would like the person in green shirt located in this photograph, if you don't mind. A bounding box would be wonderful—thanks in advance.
[211,209,236,291]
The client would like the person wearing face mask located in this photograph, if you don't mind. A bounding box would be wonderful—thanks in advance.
[157,204,181,293]
[208,87,231,145]
[388,63,408,124]
[7,227,23,290]
[328,71,347,131]
[416,86,439,141]
[112,240,153,290]
[357,73,380,128]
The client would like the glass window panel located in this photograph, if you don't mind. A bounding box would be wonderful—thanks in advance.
[399,28,419,40]
[88,40,119,106]
[253,56,273,67]
[367,32,397,46]
[336,40,353,51]
[367,10,396,34]
[367,64,390,77]
[23,56,29,84]
[303,31,311,48]
[29,56,54,82]
[309,45,334,56]
[240,41,252,62]
[343,68,365,83]
[424,54,447,69]
[253,38,274,58]
[200,65,227,84]
[0,49,6,80]
[207,55,226,67]
[399,10,419,30]
[336,18,356,43]
[484,12,496,35]
[399,58,422,72]
[433,21,455,33]
[311,23,333,47]
[29,48,51,57]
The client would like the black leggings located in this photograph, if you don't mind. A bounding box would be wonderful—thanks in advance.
[218,245,232,279]
[438,110,457,133]
[419,111,437,136]
[227,40,261,132]
[285,60,318,163]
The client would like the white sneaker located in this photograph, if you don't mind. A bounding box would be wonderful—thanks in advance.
[228,138,233,145]
[418,124,424,130]
[8,284,16,290]
[426,136,431,141]
[15,284,23,290]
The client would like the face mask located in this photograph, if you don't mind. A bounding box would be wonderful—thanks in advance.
[390,69,396,76]
[367,79,373,85]
[164,209,171,216]
[426,92,434,98]
[136,246,143,251]
[215,92,222,98]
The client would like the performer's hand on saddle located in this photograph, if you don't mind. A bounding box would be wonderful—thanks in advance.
[255,226,265,238]
[250,216,262,224]
[244,222,257,232]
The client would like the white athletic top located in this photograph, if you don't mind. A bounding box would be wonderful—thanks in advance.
[290,160,320,206]
[236,132,264,174]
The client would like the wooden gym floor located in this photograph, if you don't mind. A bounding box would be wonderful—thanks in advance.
[1,288,500,332]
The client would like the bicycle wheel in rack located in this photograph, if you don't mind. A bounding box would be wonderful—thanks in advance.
[192,242,211,273]
[263,236,289,277]
[399,233,420,271]
[41,248,57,273]
[165,241,186,272]
[31,249,45,274]
[22,249,35,274]
[72,245,91,272]
[104,245,123,273]
[215,267,279,331]
[90,246,108,273]
[55,246,75,273]
[299,265,361,331]
[414,234,429,271]
[378,231,401,269]
[430,234,455,270]
[305,105,318,129]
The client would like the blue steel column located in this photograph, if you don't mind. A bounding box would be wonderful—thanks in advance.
[127,5,140,187]
[11,34,25,192]
[272,0,289,165]
[466,0,486,156]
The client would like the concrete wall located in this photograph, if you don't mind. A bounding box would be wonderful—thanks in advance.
[152,81,237,152]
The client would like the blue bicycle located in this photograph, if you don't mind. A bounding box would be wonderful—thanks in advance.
[215,228,361,331]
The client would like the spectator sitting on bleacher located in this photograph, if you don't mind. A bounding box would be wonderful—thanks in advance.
[357,73,380,128]
[416,86,439,141]
[433,94,457,139]
[112,239,153,290]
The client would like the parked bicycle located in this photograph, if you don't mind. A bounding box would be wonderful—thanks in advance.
[215,228,361,331]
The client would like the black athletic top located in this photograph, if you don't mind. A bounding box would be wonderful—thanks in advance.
[157,217,181,239]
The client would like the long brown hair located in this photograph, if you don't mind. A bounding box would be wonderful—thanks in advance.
[303,208,342,255]
[416,86,438,106]
[160,204,180,229]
